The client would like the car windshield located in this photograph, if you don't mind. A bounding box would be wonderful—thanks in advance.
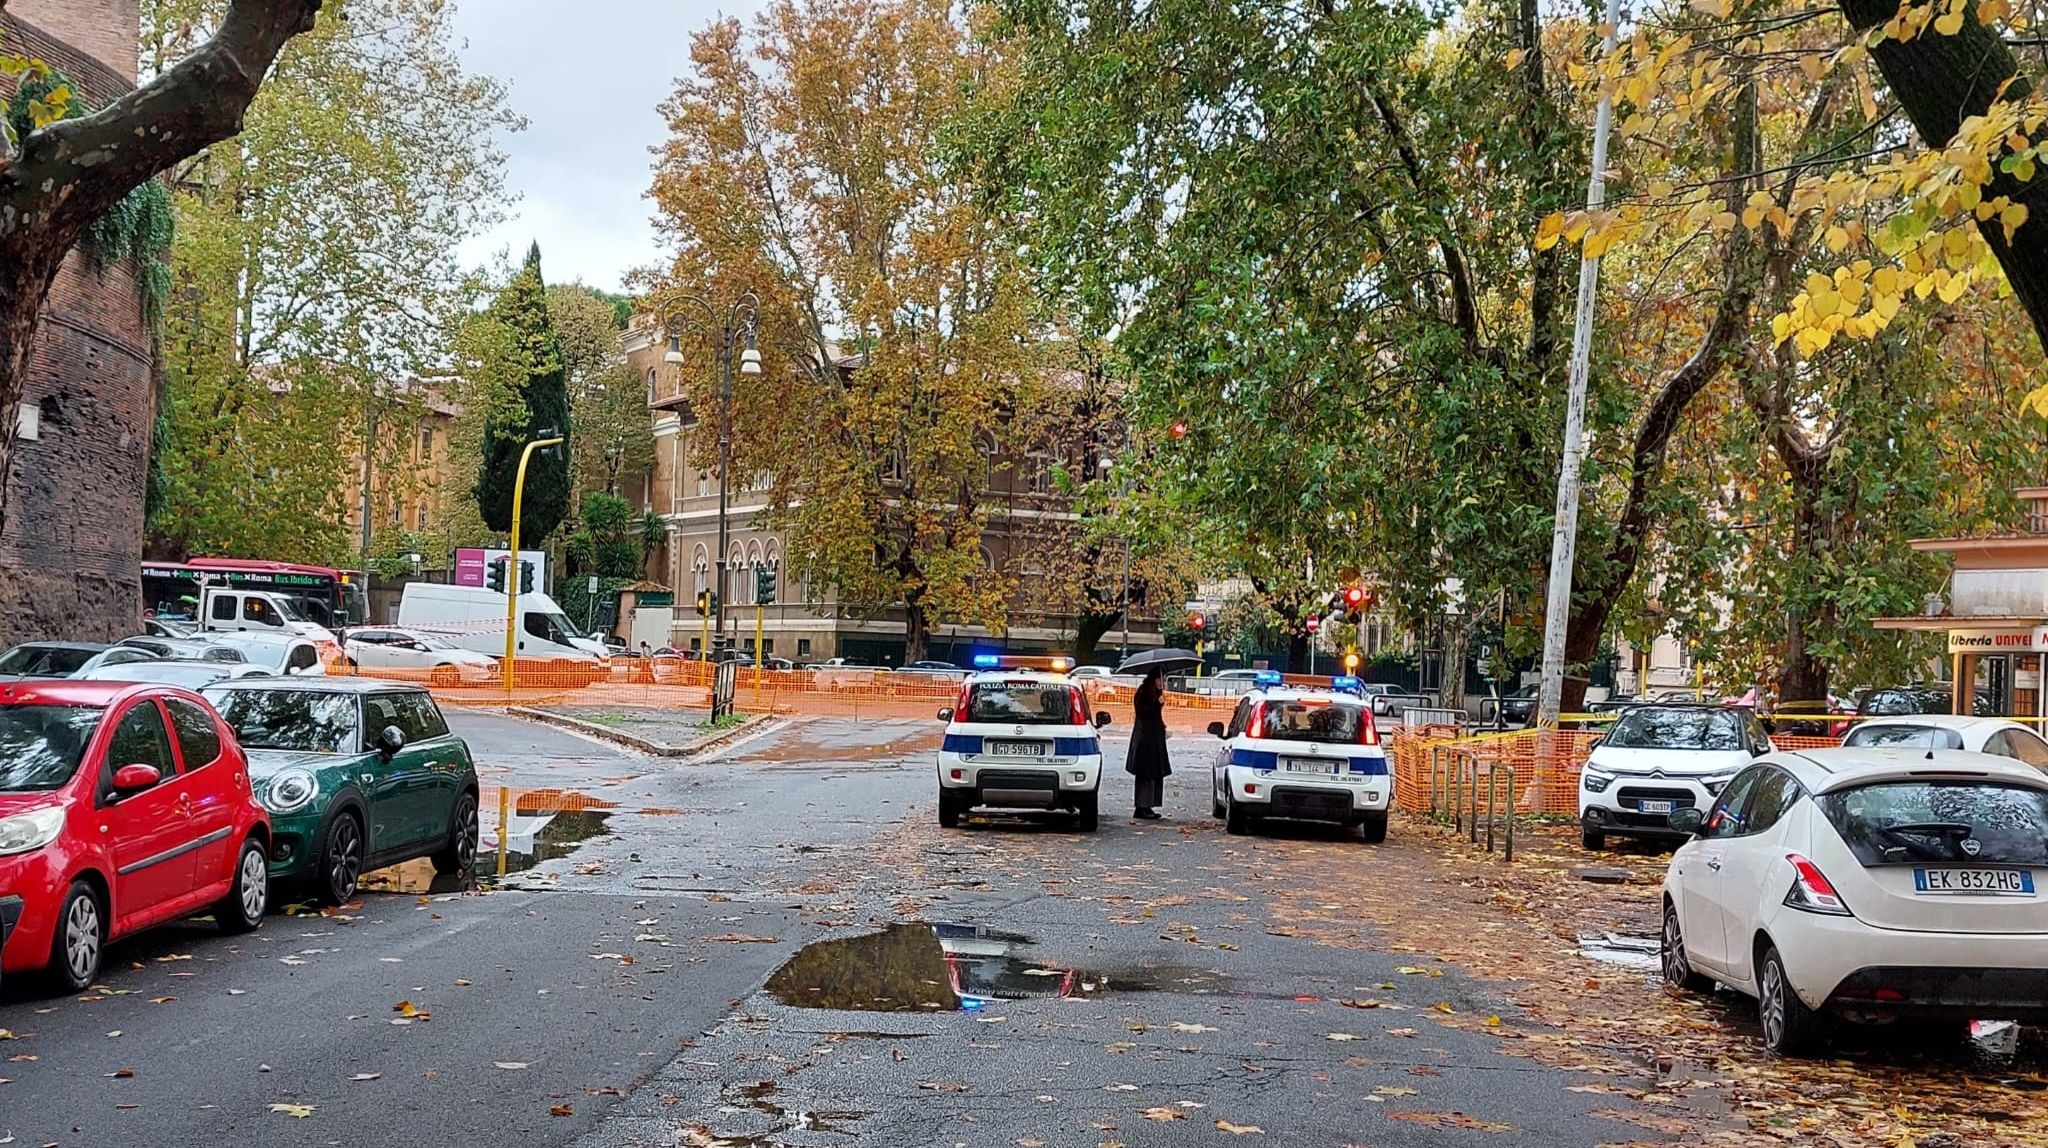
[1858,689,1943,716]
[208,689,357,753]
[1843,724,1966,750]
[0,645,96,676]
[1820,781,2048,866]
[1257,700,1365,743]
[0,704,104,790]
[271,596,314,623]
[1603,707,1749,751]
[966,682,1076,725]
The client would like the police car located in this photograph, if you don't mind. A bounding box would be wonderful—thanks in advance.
[937,658,1111,832]
[1206,674,1392,842]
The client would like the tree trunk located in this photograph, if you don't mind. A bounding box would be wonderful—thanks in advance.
[1072,608,1121,667]
[1286,630,1310,675]
[1776,466,1836,704]
[1840,0,2048,350]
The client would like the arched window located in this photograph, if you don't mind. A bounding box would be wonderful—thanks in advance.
[978,432,1000,490]
[691,545,710,596]
[729,544,750,605]
[646,367,658,406]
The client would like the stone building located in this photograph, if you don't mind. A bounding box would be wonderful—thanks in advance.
[621,314,1162,665]
[0,0,153,642]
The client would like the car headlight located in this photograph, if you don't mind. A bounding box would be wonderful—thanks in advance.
[1581,766,1615,794]
[1702,772,1738,796]
[263,768,319,815]
[0,806,65,856]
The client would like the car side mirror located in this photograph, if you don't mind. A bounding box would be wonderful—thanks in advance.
[1094,711,1112,729]
[1206,721,1226,738]
[1668,807,1706,835]
[1753,741,1770,756]
[937,708,953,723]
[377,725,407,756]
[111,763,161,793]
[1586,735,1603,749]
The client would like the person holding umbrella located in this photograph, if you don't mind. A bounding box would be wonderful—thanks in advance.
[1117,647,1201,821]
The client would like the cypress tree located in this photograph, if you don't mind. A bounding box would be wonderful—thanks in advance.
[474,243,573,542]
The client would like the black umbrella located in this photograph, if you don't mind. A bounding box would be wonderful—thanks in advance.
[1116,647,1203,675]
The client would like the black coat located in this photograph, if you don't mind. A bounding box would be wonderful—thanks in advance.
[1125,681,1172,779]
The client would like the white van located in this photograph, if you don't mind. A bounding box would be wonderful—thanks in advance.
[198,585,340,648]
[396,583,608,683]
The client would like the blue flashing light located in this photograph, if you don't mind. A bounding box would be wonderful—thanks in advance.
[1331,675,1362,691]
[1254,670,1284,686]
[971,653,1001,669]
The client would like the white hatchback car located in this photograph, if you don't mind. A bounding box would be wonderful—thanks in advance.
[1660,749,2048,1054]
[1844,713,2048,769]
[1206,680,1392,842]
[1578,704,1773,850]
[344,626,499,685]
[936,671,1110,831]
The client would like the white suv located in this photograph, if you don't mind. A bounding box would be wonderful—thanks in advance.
[936,671,1110,831]
[1207,680,1392,842]
[1661,748,2048,1053]
[1578,704,1771,850]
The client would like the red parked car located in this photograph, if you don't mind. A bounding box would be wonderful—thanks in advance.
[0,680,270,992]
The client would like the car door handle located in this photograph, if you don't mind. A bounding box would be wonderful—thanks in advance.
[1706,857,1722,871]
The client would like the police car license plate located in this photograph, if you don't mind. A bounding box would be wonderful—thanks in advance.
[1284,757,1339,775]
[986,740,1046,757]
[1639,799,1675,815]
[1914,868,2036,896]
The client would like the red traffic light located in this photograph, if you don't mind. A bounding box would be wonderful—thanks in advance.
[1305,615,1320,633]
[1342,586,1365,608]
[1188,611,1207,631]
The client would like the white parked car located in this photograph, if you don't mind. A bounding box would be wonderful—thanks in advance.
[201,631,327,677]
[1578,704,1773,850]
[1660,748,2048,1054]
[1844,713,2048,768]
[79,659,273,687]
[1206,677,1392,842]
[344,626,498,685]
[936,670,1110,831]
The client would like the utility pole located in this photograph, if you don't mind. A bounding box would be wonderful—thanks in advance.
[1536,0,1624,730]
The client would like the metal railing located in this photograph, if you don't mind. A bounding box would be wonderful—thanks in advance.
[1426,745,1515,861]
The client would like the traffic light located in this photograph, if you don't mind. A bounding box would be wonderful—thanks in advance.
[1343,651,1361,672]
[518,559,534,595]
[696,589,710,613]
[486,556,506,594]
[756,566,777,606]
[1188,611,1207,633]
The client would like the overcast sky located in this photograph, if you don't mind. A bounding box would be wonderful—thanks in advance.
[450,0,763,295]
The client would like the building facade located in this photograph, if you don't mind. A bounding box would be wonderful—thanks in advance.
[0,1,153,642]
[623,315,1162,665]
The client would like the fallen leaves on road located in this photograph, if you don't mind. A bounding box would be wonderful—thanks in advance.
[495,1061,529,1070]
[919,1081,971,1092]
[268,1103,315,1118]
[1372,1086,1419,1097]
[1388,1111,1518,1133]
[1216,1120,1263,1134]
[550,1103,574,1117]
[104,1068,133,1079]
[705,934,782,944]
[1169,1022,1215,1033]
[392,1001,430,1020]
[1139,1107,1186,1122]
[1326,1033,1360,1042]
[350,1073,382,1082]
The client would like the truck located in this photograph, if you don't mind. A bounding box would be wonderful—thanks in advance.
[396,583,609,684]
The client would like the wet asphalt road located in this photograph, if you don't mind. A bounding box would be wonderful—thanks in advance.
[1,713,1642,1147]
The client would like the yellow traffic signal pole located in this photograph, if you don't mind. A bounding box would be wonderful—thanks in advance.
[502,435,564,694]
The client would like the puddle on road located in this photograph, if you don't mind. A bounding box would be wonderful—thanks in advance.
[1577,930,1660,971]
[764,922,1220,1012]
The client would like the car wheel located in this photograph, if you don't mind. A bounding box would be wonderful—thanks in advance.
[1224,796,1253,836]
[1580,826,1606,851]
[215,836,270,934]
[432,791,479,875]
[937,789,961,829]
[320,811,364,905]
[1660,898,1715,993]
[1212,797,1226,819]
[1758,943,1825,1055]
[1359,811,1389,844]
[431,664,460,688]
[1074,789,1099,833]
[46,881,103,993]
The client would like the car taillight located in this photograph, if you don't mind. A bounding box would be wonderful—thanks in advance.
[956,682,974,713]
[1784,853,1852,916]
[1356,708,1380,747]
[1069,687,1089,727]
[1244,702,1265,740]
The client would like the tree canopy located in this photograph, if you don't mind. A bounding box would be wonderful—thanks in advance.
[472,245,573,544]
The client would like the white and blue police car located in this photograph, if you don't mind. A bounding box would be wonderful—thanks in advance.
[937,657,1111,832]
[1206,673,1392,842]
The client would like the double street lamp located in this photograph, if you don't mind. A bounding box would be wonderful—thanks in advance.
[660,292,761,648]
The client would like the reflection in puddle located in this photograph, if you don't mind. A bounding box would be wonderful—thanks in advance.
[357,858,476,895]
[488,810,614,876]
[1576,930,1659,971]
[764,922,1217,1012]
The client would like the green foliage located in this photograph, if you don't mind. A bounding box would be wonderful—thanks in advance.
[564,492,646,580]
[548,283,652,495]
[473,245,573,541]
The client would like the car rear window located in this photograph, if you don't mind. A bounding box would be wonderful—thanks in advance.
[1819,781,2048,866]
[1857,689,1945,716]
[0,705,104,790]
[1604,707,1749,750]
[1257,701,1364,743]
[1843,724,1965,750]
[966,682,1077,725]
[0,645,96,676]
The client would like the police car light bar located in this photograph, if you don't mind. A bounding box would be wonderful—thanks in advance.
[1331,675,1362,690]
[968,654,1075,673]
[972,653,1001,668]
[1254,670,1284,686]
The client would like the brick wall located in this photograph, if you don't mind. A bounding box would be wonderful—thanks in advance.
[0,9,151,642]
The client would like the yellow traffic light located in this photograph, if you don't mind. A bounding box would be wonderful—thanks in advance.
[1343,651,1360,672]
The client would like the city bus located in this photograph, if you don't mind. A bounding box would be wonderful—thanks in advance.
[142,559,370,628]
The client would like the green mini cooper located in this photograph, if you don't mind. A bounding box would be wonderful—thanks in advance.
[202,679,480,904]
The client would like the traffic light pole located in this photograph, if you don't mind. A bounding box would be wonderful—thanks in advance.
[503,434,564,693]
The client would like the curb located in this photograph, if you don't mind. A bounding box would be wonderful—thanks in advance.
[506,706,777,758]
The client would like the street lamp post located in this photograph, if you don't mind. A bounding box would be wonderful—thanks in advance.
[660,292,761,650]
[503,432,564,693]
